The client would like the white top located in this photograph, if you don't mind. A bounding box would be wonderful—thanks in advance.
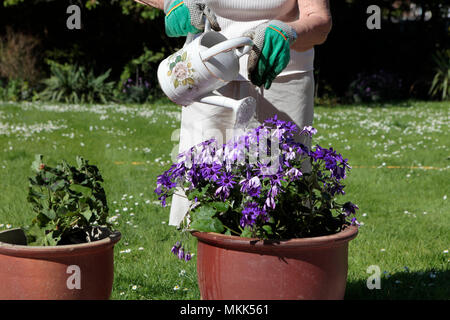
[205,0,314,80]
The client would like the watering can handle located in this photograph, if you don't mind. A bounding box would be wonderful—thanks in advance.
[199,37,254,62]
[184,16,211,46]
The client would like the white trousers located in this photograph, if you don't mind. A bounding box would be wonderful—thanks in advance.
[169,71,315,226]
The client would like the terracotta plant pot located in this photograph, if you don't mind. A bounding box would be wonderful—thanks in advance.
[192,225,358,300]
[0,228,121,300]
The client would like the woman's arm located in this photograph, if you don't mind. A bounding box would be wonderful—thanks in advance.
[133,0,164,10]
[286,0,332,52]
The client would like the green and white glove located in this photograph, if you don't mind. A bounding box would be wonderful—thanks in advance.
[164,0,221,37]
[245,20,297,89]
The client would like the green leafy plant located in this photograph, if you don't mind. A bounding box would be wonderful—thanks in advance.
[429,50,450,101]
[117,46,165,102]
[39,60,115,104]
[119,77,153,103]
[0,78,35,102]
[25,155,112,246]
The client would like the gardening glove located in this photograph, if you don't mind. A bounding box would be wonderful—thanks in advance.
[164,0,221,37]
[245,20,297,89]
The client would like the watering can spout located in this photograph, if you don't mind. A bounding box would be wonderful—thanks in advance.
[198,95,256,129]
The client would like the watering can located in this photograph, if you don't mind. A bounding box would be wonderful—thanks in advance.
[157,21,256,128]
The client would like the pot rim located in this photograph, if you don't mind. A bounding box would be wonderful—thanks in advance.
[0,230,122,258]
[192,225,358,252]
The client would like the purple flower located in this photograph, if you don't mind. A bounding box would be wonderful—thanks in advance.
[240,202,268,228]
[200,163,221,182]
[287,167,302,180]
[224,139,246,163]
[196,138,218,164]
[326,182,345,196]
[351,217,360,227]
[343,202,359,216]
[264,196,276,211]
[267,173,285,198]
[171,241,181,255]
[299,126,317,137]
[215,172,236,199]
[311,145,350,181]
[256,161,276,177]
[283,146,297,161]
[171,242,192,261]
[178,247,185,260]
[239,173,261,197]
[218,172,235,188]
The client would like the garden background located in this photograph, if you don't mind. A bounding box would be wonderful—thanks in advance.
[0,0,449,300]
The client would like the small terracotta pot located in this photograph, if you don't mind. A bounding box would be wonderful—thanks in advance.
[192,225,358,300]
[0,228,121,300]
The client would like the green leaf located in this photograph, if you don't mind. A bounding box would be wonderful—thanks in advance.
[190,218,224,233]
[262,225,273,235]
[181,51,187,61]
[241,227,253,238]
[56,206,68,217]
[186,183,211,201]
[190,206,225,233]
[81,209,92,222]
[43,208,56,220]
[193,205,216,217]
[76,156,84,168]
[45,231,59,246]
[209,201,229,212]
[49,179,66,192]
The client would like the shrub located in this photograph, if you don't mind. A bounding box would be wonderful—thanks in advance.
[348,70,404,103]
[118,76,153,103]
[118,46,165,102]
[0,27,41,84]
[0,78,38,102]
[429,50,450,101]
[39,60,115,104]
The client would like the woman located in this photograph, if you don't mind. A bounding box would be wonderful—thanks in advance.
[135,0,332,226]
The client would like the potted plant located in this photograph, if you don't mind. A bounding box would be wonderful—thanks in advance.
[155,116,360,300]
[0,155,121,300]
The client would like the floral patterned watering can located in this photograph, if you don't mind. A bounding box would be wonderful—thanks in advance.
[157,21,256,128]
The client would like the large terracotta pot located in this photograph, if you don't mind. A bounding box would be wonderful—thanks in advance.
[192,225,358,300]
[0,228,121,300]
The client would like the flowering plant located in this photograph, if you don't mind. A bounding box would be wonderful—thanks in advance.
[155,116,359,260]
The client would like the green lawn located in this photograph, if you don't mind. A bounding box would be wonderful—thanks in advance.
[0,99,448,300]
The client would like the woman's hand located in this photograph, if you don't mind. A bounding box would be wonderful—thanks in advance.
[133,0,164,10]
[245,0,331,88]
[164,0,220,37]
[287,0,332,52]
[245,21,297,89]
